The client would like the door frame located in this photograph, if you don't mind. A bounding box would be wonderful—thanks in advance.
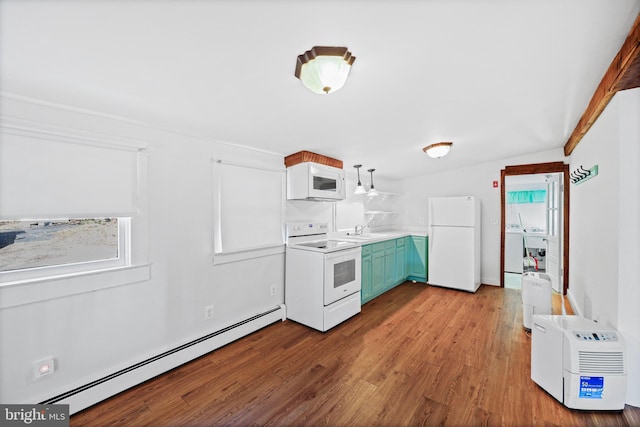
[500,162,570,294]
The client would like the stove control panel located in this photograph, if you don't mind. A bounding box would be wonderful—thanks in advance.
[286,221,329,238]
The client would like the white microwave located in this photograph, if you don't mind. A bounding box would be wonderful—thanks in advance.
[286,162,345,201]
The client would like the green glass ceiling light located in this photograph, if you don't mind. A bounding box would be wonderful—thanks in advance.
[295,46,356,94]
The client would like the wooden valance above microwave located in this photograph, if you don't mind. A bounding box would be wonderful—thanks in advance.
[284,150,343,169]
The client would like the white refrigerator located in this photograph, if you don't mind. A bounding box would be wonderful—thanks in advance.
[428,196,481,292]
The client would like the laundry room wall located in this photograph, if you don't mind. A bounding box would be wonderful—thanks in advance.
[504,182,548,230]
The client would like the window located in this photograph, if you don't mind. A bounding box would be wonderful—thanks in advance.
[0,120,149,305]
[212,160,285,264]
[0,218,129,282]
[1,218,123,271]
[507,190,547,204]
[0,125,142,284]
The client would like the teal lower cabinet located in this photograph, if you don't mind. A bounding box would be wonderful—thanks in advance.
[407,236,428,283]
[361,237,410,304]
[361,236,426,304]
[384,240,397,288]
[370,242,386,296]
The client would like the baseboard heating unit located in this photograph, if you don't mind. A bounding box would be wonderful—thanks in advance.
[40,305,285,414]
[531,314,627,410]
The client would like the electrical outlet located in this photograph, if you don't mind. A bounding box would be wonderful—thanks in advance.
[270,284,277,296]
[33,357,55,380]
[204,305,214,320]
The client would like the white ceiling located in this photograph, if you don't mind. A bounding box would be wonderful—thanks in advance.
[1,0,639,180]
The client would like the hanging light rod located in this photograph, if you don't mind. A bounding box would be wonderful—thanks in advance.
[423,142,453,158]
[295,46,356,94]
[353,164,367,195]
[367,168,379,197]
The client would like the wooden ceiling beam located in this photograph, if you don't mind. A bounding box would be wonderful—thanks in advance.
[564,13,640,156]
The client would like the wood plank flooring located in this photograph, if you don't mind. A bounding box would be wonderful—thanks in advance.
[71,283,639,426]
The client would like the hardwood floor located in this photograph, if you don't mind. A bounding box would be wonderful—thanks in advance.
[71,283,640,426]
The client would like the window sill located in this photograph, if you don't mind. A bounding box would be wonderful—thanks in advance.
[213,244,284,265]
[0,264,151,309]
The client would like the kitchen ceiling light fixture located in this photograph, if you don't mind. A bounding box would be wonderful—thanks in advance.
[423,142,453,158]
[295,46,356,94]
[367,168,379,197]
[353,164,367,195]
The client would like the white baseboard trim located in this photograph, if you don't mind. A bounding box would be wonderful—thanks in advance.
[566,289,581,316]
[43,305,285,415]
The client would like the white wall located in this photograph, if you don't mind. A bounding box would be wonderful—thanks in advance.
[0,95,286,404]
[396,148,566,286]
[617,88,640,407]
[567,96,620,324]
[568,87,640,406]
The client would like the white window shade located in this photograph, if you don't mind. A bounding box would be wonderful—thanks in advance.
[213,161,285,259]
[0,131,140,220]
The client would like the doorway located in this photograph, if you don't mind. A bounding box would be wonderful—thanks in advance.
[500,162,570,295]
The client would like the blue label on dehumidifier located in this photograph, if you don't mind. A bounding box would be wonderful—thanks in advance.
[579,376,604,399]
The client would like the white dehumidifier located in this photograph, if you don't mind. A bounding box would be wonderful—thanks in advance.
[531,315,627,410]
[522,272,552,330]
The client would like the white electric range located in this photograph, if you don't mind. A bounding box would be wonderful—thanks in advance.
[285,221,362,332]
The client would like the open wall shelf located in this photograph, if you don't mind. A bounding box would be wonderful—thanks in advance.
[364,210,400,221]
[366,191,401,203]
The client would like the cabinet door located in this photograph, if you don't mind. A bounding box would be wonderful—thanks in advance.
[371,249,386,294]
[361,254,372,303]
[408,236,427,281]
[403,237,410,278]
[384,247,396,288]
[395,242,406,283]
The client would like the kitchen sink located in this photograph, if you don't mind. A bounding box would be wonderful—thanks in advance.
[333,233,392,242]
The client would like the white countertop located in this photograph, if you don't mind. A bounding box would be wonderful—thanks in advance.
[329,230,427,245]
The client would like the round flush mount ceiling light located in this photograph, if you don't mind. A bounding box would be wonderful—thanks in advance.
[295,46,356,94]
[423,142,453,158]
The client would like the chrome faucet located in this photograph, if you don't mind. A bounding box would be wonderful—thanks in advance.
[355,224,366,235]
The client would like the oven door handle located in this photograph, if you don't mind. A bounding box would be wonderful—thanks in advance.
[324,248,361,260]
